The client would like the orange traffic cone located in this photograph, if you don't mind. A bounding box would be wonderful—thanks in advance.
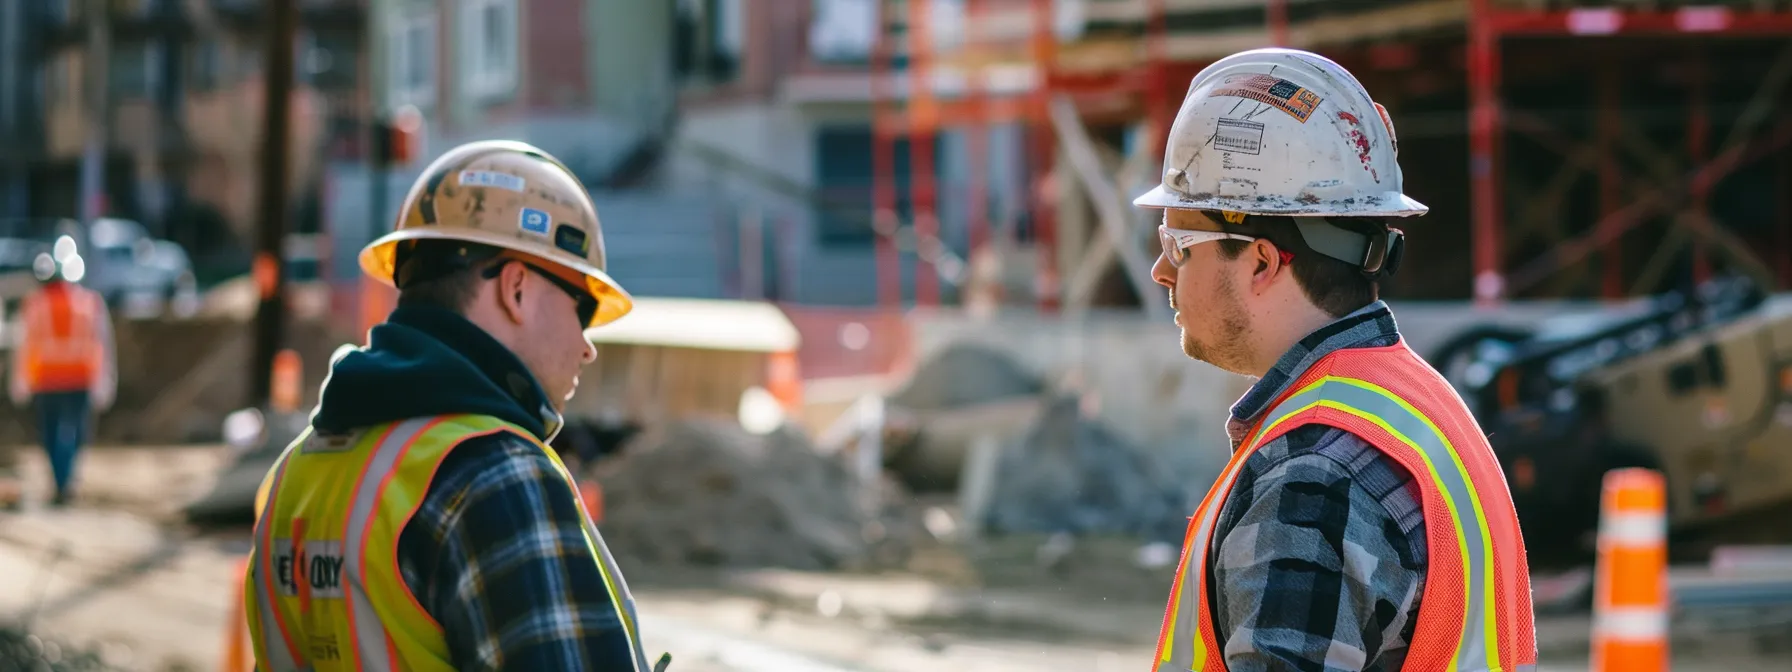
[1591,468,1669,672]
[579,481,604,525]
[271,350,302,414]
[221,556,252,672]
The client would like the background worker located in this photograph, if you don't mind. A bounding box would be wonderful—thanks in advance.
[7,240,115,508]
[1136,48,1537,671]
[244,140,661,671]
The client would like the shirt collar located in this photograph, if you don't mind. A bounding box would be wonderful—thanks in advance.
[1229,300,1402,426]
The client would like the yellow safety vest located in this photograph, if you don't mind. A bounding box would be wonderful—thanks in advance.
[243,414,649,671]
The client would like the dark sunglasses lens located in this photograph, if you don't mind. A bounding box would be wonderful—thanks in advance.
[577,296,598,326]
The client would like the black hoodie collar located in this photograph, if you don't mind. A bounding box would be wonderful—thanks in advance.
[311,303,563,443]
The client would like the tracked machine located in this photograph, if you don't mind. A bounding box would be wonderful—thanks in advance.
[1429,275,1792,567]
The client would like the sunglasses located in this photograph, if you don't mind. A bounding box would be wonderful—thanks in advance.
[1158,224,1259,268]
[482,259,600,326]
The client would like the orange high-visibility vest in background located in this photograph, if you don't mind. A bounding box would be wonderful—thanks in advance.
[19,283,105,393]
[1152,341,1538,672]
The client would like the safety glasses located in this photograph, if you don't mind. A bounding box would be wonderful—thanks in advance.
[482,259,600,326]
[1158,224,1258,268]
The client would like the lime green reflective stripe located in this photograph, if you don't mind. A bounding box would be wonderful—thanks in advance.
[1254,376,1500,672]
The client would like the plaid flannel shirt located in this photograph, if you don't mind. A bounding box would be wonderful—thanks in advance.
[1209,300,1429,672]
[395,432,637,671]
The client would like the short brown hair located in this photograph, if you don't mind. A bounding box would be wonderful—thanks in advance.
[393,239,498,313]
[1213,215,1385,318]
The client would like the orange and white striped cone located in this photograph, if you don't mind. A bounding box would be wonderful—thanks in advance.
[271,349,303,415]
[1591,468,1669,672]
[221,556,252,672]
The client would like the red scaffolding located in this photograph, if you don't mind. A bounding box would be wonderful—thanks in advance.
[868,0,1181,310]
[1468,1,1792,303]
[873,1,1792,308]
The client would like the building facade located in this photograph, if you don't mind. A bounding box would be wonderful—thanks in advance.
[1,0,368,285]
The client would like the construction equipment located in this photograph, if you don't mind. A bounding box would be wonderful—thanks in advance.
[1429,274,1792,567]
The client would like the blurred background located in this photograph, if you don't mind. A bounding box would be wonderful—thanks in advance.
[2,1,1792,670]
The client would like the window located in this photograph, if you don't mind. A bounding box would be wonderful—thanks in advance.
[673,0,740,86]
[460,0,517,100]
[308,31,359,91]
[189,39,222,91]
[388,8,437,107]
[812,125,939,247]
[43,55,69,106]
[108,43,159,100]
[808,0,875,65]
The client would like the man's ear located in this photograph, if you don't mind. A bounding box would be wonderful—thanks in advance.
[496,261,529,325]
[1250,239,1285,289]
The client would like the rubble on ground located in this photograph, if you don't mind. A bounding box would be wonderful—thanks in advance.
[590,419,924,571]
[981,395,1192,542]
[887,342,1044,411]
[0,626,122,672]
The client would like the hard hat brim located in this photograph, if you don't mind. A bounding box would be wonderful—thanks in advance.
[358,227,635,328]
[1131,184,1429,218]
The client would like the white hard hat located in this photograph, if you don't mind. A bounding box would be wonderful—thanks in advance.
[1133,48,1427,218]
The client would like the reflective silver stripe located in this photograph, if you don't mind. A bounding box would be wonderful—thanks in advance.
[250,441,307,672]
[585,521,652,672]
[553,448,650,672]
[341,418,435,669]
[1157,449,1259,671]
[1260,378,1498,672]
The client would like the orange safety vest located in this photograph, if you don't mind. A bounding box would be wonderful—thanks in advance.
[19,283,104,393]
[1151,342,1538,672]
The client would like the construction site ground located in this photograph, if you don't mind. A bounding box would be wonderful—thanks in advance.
[1,445,1788,672]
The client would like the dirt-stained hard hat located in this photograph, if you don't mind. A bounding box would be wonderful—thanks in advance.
[359,139,634,327]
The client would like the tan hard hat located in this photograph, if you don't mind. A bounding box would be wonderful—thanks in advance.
[359,140,634,327]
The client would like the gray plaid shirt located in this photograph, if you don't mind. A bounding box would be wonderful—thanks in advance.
[1209,301,1428,671]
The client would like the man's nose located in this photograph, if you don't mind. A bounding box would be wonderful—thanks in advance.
[1152,254,1175,288]
[580,336,597,364]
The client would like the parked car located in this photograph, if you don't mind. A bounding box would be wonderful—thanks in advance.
[86,218,200,318]
[0,217,199,320]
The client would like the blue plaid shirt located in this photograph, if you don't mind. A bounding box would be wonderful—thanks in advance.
[395,432,636,671]
[1209,301,1429,671]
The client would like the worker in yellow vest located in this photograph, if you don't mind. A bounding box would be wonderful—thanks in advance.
[244,141,666,671]
[1135,48,1537,671]
[7,242,116,508]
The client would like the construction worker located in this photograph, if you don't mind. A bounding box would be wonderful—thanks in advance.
[243,140,664,671]
[1134,48,1537,671]
[7,239,115,507]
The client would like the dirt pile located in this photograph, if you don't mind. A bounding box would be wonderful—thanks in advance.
[0,627,122,672]
[982,396,1192,542]
[590,419,923,571]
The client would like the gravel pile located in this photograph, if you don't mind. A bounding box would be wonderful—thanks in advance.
[591,419,922,571]
[0,627,121,672]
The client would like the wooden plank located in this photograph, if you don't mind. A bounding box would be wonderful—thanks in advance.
[1049,95,1168,317]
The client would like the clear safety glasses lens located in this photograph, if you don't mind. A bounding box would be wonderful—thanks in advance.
[1158,225,1257,268]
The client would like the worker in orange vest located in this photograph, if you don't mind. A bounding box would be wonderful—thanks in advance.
[7,241,116,507]
[1133,48,1537,671]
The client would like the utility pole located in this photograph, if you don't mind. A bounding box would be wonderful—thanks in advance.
[250,0,299,409]
[78,0,110,224]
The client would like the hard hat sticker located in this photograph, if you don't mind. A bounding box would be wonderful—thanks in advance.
[555,224,590,257]
[460,170,526,192]
[1210,74,1322,123]
[520,208,552,235]
[1213,118,1264,155]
